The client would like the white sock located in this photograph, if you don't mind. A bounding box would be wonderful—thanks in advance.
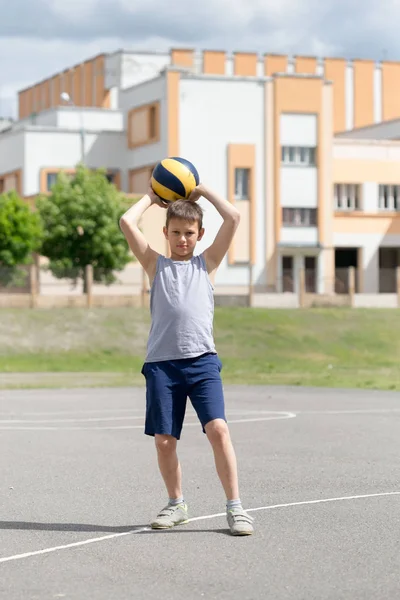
[169,496,185,506]
[226,499,242,511]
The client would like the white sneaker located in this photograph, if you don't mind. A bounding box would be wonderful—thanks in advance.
[227,507,254,536]
[151,503,189,529]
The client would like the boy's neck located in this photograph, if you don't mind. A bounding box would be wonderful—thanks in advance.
[169,250,194,262]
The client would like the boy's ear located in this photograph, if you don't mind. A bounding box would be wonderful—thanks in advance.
[198,227,205,241]
[163,226,168,239]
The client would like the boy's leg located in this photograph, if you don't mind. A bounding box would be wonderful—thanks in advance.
[205,420,254,535]
[188,353,254,535]
[142,361,189,528]
[187,354,239,498]
[204,419,239,501]
[154,434,182,500]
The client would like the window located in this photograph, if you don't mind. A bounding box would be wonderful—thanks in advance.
[234,168,250,200]
[149,105,157,139]
[129,166,156,194]
[105,171,119,184]
[46,173,58,191]
[281,146,316,166]
[0,170,22,194]
[379,185,400,211]
[334,184,360,211]
[128,102,160,149]
[282,208,317,227]
[45,171,75,191]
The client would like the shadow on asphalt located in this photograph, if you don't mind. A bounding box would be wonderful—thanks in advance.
[0,521,232,536]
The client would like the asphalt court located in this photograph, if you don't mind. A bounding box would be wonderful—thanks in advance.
[1,385,400,600]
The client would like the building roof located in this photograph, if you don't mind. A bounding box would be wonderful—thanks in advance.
[336,118,400,141]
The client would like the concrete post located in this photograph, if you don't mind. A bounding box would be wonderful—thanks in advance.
[348,266,355,307]
[29,264,38,309]
[396,266,400,307]
[298,267,305,308]
[85,264,93,308]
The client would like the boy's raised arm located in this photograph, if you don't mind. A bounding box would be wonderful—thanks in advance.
[119,187,166,281]
[191,185,240,274]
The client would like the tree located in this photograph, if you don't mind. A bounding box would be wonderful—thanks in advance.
[0,190,43,286]
[36,165,133,290]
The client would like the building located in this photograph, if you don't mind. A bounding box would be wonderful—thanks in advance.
[0,48,400,295]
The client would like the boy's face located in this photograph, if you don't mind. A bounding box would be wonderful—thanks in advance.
[163,218,205,260]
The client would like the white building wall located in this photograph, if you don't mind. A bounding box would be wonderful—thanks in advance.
[280,227,319,246]
[362,182,379,212]
[334,141,400,160]
[316,60,324,76]
[120,52,170,90]
[104,52,122,109]
[121,76,167,171]
[280,167,318,207]
[105,51,122,90]
[56,108,124,131]
[374,64,382,123]
[345,63,354,130]
[14,108,124,132]
[0,130,25,178]
[119,75,165,113]
[334,232,400,293]
[225,57,234,76]
[280,114,317,146]
[178,77,265,287]
[13,111,58,129]
[105,50,171,92]
[23,130,126,196]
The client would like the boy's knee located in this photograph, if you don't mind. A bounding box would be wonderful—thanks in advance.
[155,434,177,455]
[205,419,230,445]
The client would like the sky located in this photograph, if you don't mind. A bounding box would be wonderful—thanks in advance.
[1,0,399,118]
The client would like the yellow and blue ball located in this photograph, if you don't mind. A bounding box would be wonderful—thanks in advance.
[151,157,200,202]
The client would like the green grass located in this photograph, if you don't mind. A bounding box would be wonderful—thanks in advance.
[0,307,399,390]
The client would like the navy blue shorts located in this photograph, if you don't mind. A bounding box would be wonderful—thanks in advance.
[141,352,225,440]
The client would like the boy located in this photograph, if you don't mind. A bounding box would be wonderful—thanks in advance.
[119,182,254,536]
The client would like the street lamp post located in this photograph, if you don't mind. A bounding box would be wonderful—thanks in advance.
[60,92,85,165]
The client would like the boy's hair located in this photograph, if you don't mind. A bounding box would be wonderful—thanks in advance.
[166,200,203,230]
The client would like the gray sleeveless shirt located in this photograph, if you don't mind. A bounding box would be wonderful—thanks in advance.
[145,254,216,362]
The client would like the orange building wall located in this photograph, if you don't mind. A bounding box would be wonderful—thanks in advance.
[382,62,400,122]
[295,56,317,74]
[264,54,288,76]
[171,49,194,68]
[273,76,325,242]
[234,53,257,76]
[353,60,375,129]
[18,54,107,117]
[324,58,346,133]
[203,51,226,75]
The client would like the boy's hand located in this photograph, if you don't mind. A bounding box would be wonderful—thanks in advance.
[147,183,169,208]
[188,184,205,203]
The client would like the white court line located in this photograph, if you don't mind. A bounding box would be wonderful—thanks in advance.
[298,409,400,416]
[0,528,149,564]
[0,416,145,424]
[0,409,143,417]
[0,413,296,431]
[1,490,399,565]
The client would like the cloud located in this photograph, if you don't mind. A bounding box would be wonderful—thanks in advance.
[0,0,397,58]
[1,0,400,117]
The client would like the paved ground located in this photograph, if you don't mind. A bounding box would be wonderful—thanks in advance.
[1,385,400,600]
